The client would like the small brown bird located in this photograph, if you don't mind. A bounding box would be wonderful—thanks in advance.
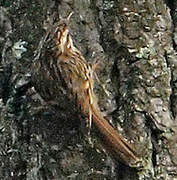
[54,13,139,166]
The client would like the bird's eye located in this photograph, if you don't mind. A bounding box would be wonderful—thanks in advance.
[58,20,67,29]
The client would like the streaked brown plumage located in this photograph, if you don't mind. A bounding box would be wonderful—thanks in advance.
[54,13,139,166]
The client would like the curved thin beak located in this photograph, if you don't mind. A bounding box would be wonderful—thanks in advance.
[67,12,74,21]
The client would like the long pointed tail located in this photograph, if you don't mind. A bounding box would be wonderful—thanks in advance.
[91,105,138,165]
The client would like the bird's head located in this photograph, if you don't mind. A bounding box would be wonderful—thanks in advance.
[55,12,73,53]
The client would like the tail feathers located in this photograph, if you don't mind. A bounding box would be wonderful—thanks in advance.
[91,105,138,164]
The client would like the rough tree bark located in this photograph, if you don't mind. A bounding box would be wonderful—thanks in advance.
[0,0,177,180]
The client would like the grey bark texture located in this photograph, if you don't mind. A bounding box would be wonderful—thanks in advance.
[0,0,177,179]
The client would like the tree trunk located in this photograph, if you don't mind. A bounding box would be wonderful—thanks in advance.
[0,0,177,179]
